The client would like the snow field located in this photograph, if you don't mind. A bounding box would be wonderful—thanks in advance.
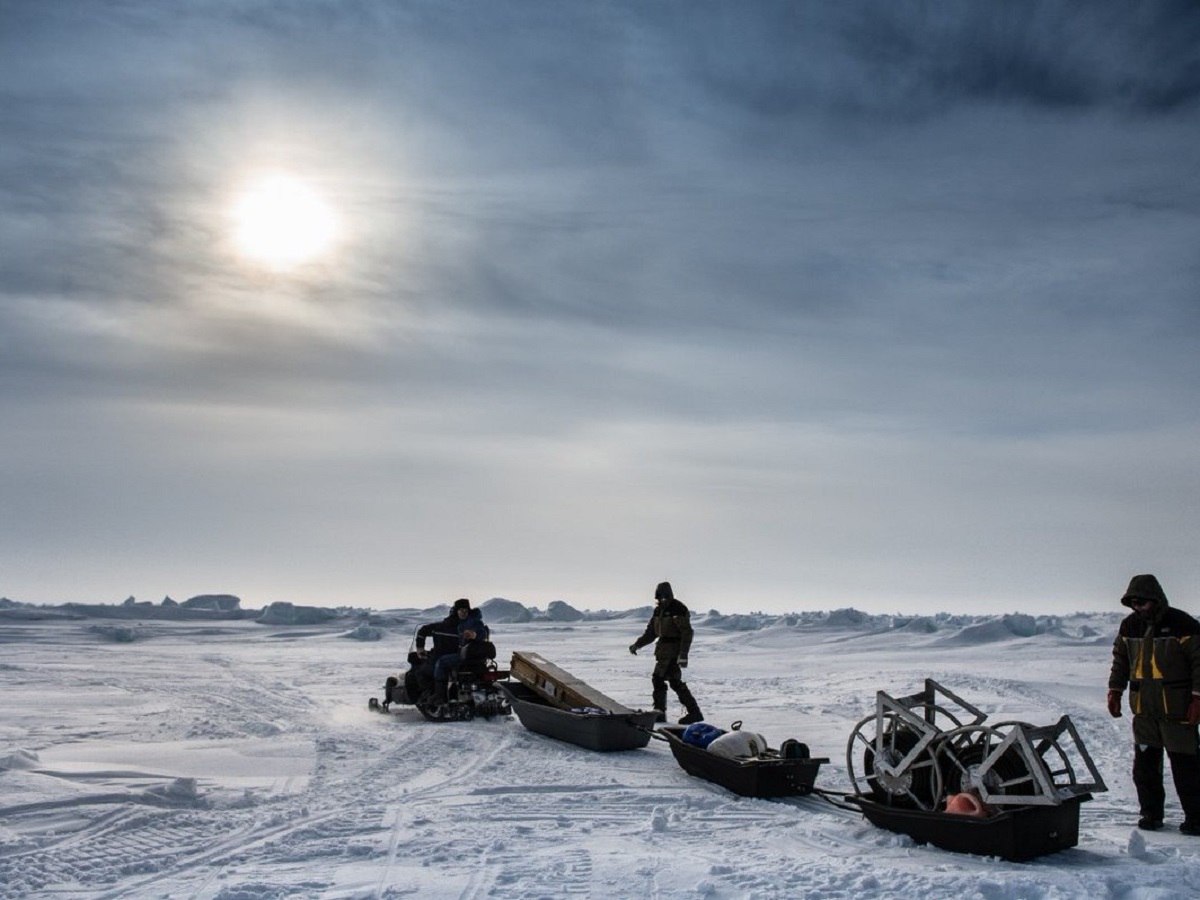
[1,614,1199,898]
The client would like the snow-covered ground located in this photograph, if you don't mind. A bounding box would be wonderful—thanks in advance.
[2,607,1199,899]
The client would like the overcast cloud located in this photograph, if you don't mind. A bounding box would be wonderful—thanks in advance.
[2,1,1199,614]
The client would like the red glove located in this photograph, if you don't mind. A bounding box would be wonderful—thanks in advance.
[1186,693,1200,726]
[1107,690,1123,718]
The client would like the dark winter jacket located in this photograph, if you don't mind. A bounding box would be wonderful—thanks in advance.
[632,598,694,662]
[1109,586,1200,721]
[458,609,488,641]
[416,613,460,657]
[458,609,492,660]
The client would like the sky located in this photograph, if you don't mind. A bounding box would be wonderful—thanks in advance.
[2,1,1199,615]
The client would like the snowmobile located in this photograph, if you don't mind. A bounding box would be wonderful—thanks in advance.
[368,638,512,723]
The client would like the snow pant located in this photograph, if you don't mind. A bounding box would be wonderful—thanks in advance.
[420,657,456,696]
[651,657,701,718]
[1132,728,1200,822]
[432,652,464,700]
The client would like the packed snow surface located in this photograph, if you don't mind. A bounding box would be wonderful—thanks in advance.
[2,605,1199,898]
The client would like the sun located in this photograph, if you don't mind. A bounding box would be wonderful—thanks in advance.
[231,173,339,271]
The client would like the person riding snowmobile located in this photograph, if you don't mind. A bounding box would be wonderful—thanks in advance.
[432,601,490,702]
[414,599,472,697]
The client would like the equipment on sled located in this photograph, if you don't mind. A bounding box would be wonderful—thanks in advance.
[501,651,659,751]
[846,679,1105,810]
[660,720,829,798]
[844,678,1107,860]
[368,630,512,723]
[706,728,768,760]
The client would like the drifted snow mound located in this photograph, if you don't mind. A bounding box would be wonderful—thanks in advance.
[894,616,939,634]
[544,600,584,622]
[256,602,337,626]
[935,614,1045,646]
[182,594,241,611]
[341,624,383,641]
[480,597,532,623]
[824,608,870,627]
[701,613,767,631]
[0,748,40,770]
[144,777,207,807]
[88,624,143,642]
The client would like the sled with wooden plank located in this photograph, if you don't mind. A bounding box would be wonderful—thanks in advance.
[504,651,658,751]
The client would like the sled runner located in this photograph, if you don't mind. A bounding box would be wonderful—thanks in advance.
[659,725,828,798]
[499,680,660,751]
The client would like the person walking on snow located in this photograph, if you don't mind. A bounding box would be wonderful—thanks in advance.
[1107,574,1200,835]
[629,581,704,725]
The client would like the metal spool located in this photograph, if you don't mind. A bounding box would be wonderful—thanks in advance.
[935,724,1036,803]
[846,679,986,811]
[847,681,1108,811]
[980,717,1105,805]
[990,720,1077,790]
[847,709,943,810]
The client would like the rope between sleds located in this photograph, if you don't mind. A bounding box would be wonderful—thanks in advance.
[810,787,863,812]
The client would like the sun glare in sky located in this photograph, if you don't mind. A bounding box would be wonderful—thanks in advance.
[231,173,339,271]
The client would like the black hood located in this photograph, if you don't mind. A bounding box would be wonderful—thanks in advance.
[1120,574,1170,610]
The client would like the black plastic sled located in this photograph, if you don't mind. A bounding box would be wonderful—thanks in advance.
[848,794,1090,861]
[498,681,660,751]
[659,726,829,798]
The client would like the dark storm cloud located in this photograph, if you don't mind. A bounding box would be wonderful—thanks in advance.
[654,1,1200,120]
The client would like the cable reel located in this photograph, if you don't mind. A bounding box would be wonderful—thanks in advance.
[847,682,1107,811]
[935,724,1036,804]
[965,717,1105,806]
[847,709,943,810]
[846,679,985,810]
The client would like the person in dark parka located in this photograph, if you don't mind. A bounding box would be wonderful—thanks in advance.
[629,581,704,725]
[432,602,490,701]
[1107,574,1200,834]
[415,599,472,697]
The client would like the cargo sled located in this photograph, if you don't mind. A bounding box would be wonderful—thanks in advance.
[503,651,659,751]
[845,679,1105,860]
[499,681,659,751]
[848,794,1090,861]
[659,725,829,798]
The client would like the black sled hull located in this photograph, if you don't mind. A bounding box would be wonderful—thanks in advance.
[660,726,828,797]
[499,681,658,751]
[851,795,1090,861]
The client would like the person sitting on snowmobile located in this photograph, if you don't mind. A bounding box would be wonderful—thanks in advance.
[432,601,490,702]
[414,599,472,696]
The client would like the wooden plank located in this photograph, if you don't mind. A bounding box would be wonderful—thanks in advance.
[509,650,633,714]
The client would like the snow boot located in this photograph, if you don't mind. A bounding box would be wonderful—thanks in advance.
[676,682,703,725]
[652,709,667,723]
[1181,820,1200,836]
[652,685,668,713]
